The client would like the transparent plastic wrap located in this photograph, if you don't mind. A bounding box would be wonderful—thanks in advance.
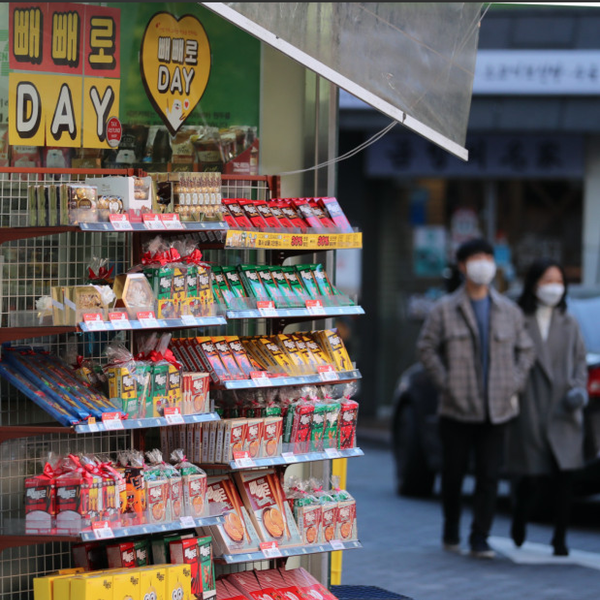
[144,449,173,524]
[117,450,146,526]
[171,448,207,518]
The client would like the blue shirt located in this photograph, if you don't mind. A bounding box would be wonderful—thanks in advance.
[470,296,491,405]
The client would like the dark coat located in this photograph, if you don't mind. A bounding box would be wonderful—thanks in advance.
[417,286,535,424]
[505,309,588,474]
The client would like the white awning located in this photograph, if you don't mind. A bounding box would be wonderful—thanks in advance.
[201,3,484,160]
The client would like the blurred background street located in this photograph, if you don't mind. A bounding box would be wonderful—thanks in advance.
[340,438,600,600]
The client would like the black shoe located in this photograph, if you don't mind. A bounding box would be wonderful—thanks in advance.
[511,516,526,548]
[442,537,461,554]
[552,538,569,557]
[470,538,496,559]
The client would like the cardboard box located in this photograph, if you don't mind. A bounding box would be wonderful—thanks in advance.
[139,566,167,600]
[165,564,192,600]
[169,538,201,600]
[69,573,114,600]
[86,176,153,212]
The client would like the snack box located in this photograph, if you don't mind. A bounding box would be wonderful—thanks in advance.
[146,476,170,524]
[294,503,322,545]
[233,469,302,546]
[224,336,255,378]
[72,542,107,572]
[213,336,245,380]
[181,466,207,519]
[318,329,353,372]
[339,399,359,449]
[106,541,137,569]
[183,372,210,415]
[308,199,337,229]
[267,202,295,230]
[335,492,358,541]
[277,200,307,231]
[222,199,254,230]
[196,337,231,383]
[262,416,283,458]
[318,197,353,233]
[139,565,167,600]
[165,564,192,600]
[290,198,323,230]
[25,473,55,534]
[112,570,142,600]
[204,475,261,554]
[67,573,114,600]
[320,498,338,543]
[254,201,282,229]
[239,199,268,229]
[243,418,264,459]
[222,418,248,463]
[62,184,98,225]
[85,176,153,212]
[169,537,201,600]
[33,571,84,600]
[197,536,216,600]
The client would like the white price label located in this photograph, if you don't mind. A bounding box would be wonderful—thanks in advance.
[92,521,114,540]
[164,412,185,425]
[108,312,132,330]
[306,299,326,316]
[137,312,160,329]
[330,539,345,550]
[281,452,298,463]
[252,376,272,387]
[102,412,124,431]
[180,516,196,528]
[318,365,338,382]
[180,315,198,326]
[85,320,107,332]
[260,542,282,558]
[325,448,341,459]
[161,215,184,230]
[143,216,166,230]
[109,215,134,231]
[257,301,277,318]
[235,457,256,469]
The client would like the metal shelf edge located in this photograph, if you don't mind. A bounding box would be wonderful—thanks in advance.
[222,370,362,390]
[227,447,364,469]
[74,412,220,433]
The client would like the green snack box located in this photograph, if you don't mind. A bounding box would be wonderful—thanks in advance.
[28,185,38,226]
[296,265,322,299]
[145,266,174,300]
[37,185,48,226]
[134,539,150,566]
[197,535,216,600]
[239,265,270,301]
[48,185,58,227]
[210,268,227,305]
[269,266,298,307]
[312,263,338,296]
[323,402,341,449]
[282,266,309,300]
[256,267,285,307]
[310,402,329,452]
[222,266,247,300]
[185,264,198,298]
[172,267,187,300]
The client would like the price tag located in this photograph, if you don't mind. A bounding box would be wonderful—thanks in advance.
[102,412,124,430]
[160,213,184,230]
[92,521,114,540]
[325,447,342,459]
[137,311,160,328]
[233,451,255,469]
[257,300,278,317]
[330,539,345,550]
[318,365,338,382]
[86,417,98,433]
[180,315,198,326]
[109,214,133,231]
[180,516,196,528]
[82,313,107,331]
[108,311,132,330]
[281,452,298,463]
[306,299,326,316]
[142,213,166,230]
[250,371,272,387]
[164,407,185,425]
[260,541,282,559]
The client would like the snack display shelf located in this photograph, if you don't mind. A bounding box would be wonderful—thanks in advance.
[218,539,362,564]
[220,369,361,390]
[0,225,79,244]
[0,326,78,344]
[79,514,225,542]
[74,411,220,434]
[226,305,365,320]
[227,447,364,470]
[0,515,225,548]
[78,315,227,333]
[224,230,363,250]
[79,221,229,233]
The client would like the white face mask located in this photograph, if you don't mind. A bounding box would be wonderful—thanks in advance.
[465,259,496,286]
[536,283,564,307]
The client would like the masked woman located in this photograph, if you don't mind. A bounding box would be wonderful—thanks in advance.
[506,258,588,556]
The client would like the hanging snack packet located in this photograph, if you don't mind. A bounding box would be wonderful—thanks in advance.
[171,448,207,519]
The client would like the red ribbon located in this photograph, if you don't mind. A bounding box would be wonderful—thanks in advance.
[98,460,125,485]
[141,248,182,267]
[148,348,181,369]
[184,249,204,265]
[88,265,114,281]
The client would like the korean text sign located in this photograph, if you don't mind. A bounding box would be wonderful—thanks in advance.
[8,2,120,148]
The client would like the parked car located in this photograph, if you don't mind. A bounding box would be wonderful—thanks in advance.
[391,291,600,498]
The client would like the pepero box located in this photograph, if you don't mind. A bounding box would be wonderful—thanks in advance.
[262,416,283,458]
[243,418,264,459]
[197,536,216,600]
[169,537,201,600]
[165,564,192,600]
[139,566,167,600]
[25,473,55,534]
[318,197,353,233]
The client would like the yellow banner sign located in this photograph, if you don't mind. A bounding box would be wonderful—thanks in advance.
[225,230,363,250]
[140,12,211,136]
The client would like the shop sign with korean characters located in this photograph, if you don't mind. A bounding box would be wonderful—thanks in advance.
[8,2,121,148]
[140,11,211,136]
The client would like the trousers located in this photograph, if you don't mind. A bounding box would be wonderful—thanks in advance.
[439,417,506,543]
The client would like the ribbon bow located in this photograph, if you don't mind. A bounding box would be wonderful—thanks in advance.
[184,249,203,265]
[148,348,181,369]
[88,265,114,283]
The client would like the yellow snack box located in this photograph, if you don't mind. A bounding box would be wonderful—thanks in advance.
[165,564,192,600]
[111,570,141,600]
[34,573,75,600]
[69,573,114,600]
[139,566,166,600]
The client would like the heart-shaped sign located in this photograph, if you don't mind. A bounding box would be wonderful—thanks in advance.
[140,12,211,136]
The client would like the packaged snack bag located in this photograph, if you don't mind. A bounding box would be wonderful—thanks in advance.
[25,454,62,534]
[117,450,146,525]
[145,449,175,524]
[172,448,207,519]
[339,398,359,449]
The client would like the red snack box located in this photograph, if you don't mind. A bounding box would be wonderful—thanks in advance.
[254,201,283,229]
[290,198,323,230]
[320,498,338,543]
[309,199,337,229]
[243,418,264,459]
[106,541,136,569]
[277,200,307,231]
[268,202,295,229]
[220,202,239,229]
[318,197,353,233]
[339,399,359,449]
[25,473,55,534]
[55,471,97,534]
[291,402,314,454]
[72,541,107,571]
[262,416,283,458]
[170,537,202,600]
[239,199,269,229]
[223,199,254,230]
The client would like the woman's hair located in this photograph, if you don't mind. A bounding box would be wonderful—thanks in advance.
[517,258,568,315]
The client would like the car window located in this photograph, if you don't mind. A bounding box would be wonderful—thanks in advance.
[568,296,600,353]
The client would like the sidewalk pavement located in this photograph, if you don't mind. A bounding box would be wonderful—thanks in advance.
[341,438,600,600]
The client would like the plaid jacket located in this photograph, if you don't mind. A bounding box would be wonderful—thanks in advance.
[416,286,535,424]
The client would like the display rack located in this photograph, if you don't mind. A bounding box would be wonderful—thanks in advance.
[0,168,364,600]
